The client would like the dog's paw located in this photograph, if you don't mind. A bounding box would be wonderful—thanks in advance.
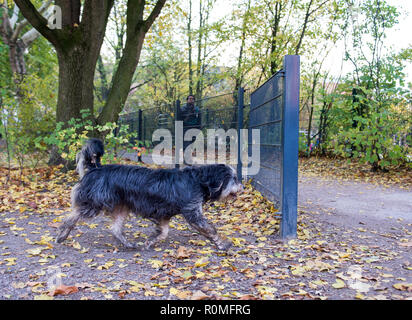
[144,239,165,250]
[216,240,232,251]
[144,240,155,250]
[55,237,64,244]
[123,242,138,250]
[55,232,68,244]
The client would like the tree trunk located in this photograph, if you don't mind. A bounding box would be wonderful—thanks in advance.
[55,46,97,124]
[195,0,203,100]
[187,0,193,96]
[97,55,109,102]
[295,0,314,55]
[234,0,250,93]
[15,0,166,162]
[270,1,282,75]
[97,30,146,124]
[98,0,166,124]
[306,105,314,156]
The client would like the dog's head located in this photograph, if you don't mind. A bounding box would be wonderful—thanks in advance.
[194,164,243,201]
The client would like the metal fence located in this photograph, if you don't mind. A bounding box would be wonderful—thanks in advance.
[118,55,300,239]
[248,55,300,238]
[119,105,175,146]
[119,92,250,148]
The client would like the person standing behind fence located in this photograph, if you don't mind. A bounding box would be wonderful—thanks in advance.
[181,95,201,164]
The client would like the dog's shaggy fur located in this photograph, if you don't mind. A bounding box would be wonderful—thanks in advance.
[56,139,243,250]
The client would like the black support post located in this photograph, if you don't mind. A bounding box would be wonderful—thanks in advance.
[138,109,143,142]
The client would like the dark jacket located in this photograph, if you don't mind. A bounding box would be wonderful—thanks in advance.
[181,104,201,129]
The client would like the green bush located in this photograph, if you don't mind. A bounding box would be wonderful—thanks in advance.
[41,110,138,166]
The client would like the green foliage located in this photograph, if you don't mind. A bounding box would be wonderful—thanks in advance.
[303,0,412,170]
[298,131,309,154]
[0,73,57,170]
[328,94,411,169]
[41,110,139,166]
[321,64,411,170]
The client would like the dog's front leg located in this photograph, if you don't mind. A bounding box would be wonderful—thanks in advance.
[145,218,170,249]
[56,209,81,243]
[110,208,136,249]
[188,217,232,251]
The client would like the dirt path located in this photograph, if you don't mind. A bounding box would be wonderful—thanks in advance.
[0,159,411,300]
[298,175,412,230]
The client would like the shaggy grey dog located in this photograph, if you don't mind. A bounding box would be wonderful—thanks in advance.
[56,139,243,250]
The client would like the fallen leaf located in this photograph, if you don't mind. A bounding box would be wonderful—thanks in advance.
[34,294,54,300]
[149,259,163,269]
[393,283,412,292]
[50,284,79,296]
[176,246,190,259]
[398,241,412,248]
[332,279,346,289]
[194,257,209,268]
[191,290,210,300]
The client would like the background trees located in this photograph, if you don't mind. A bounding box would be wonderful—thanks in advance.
[315,0,412,170]
[0,0,410,171]
[12,0,166,128]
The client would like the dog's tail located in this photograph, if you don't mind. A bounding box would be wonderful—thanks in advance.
[76,138,104,178]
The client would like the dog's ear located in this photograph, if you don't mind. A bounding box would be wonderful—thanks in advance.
[197,165,227,201]
[201,179,223,201]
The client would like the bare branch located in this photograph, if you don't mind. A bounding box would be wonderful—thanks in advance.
[14,0,61,47]
[11,0,53,42]
[129,78,154,93]
[143,0,167,32]
[20,27,40,47]
[1,6,10,39]
[10,4,19,29]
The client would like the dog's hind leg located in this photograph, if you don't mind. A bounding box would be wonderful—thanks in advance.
[188,217,232,251]
[110,207,136,249]
[145,218,170,249]
[56,208,81,243]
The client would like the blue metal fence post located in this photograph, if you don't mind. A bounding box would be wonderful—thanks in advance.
[237,87,244,182]
[281,55,300,239]
[175,100,181,169]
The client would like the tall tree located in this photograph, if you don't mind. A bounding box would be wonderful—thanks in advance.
[0,1,52,86]
[194,0,214,100]
[234,0,251,92]
[13,0,166,129]
[186,0,193,96]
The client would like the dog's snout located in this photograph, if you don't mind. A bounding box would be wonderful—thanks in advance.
[232,182,243,194]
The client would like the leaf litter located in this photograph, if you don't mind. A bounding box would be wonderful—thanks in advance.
[0,160,411,300]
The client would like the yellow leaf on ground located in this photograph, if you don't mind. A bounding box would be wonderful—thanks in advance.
[149,259,163,269]
[332,279,346,289]
[194,257,209,268]
[393,283,412,291]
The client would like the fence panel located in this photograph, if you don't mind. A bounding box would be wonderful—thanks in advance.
[248,55,300,238]
[119,105,174,147]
